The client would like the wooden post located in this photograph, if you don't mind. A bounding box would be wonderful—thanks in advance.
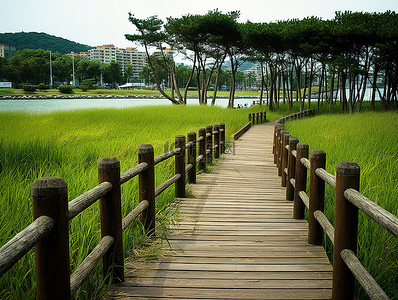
[175,135,186,198]
[276,127,285,172]
[273,123,283,159]
[98,157,124,283]
[206,125,213,165]
[251,113,255,125]
[293,143,309,219]
[281,133,290,186]
[32,177,70,300]
[308,150,326,245]
[256,112,260,124]
[332,162,360,300]
[278,129,287,177]
[214,124,220,159]
[138,144,155,235]
[260,112,263,123]
[187,132,197,184]
[263,111,266,123]
[198,128,206,171]
[286,137,299,201]
[220,123,225,154]
[248,113,252,123]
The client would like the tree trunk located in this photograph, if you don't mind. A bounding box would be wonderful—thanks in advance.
[144,44,179,104]
[211,60,224,106]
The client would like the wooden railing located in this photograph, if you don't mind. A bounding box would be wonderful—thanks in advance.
[233,111,267,140]
[274,112,398,300]
[0,123,226,299]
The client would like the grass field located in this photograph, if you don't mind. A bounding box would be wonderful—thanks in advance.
[1,102,396,299]
[284,112,398,299]
[0,104,286,299]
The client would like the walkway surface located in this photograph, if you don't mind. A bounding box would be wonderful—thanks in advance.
[106,123,333,299]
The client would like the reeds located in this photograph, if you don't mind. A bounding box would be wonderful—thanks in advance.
[285,112,398,299]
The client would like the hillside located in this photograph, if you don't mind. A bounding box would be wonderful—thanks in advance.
[0,32,92,54]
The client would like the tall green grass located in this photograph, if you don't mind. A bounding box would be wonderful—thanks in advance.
[284,112,398,299]
[0,104,289,299]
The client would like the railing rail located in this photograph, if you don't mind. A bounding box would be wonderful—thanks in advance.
[0,122,229,299]
[274,110,397,300]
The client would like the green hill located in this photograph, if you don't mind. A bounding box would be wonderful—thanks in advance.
[0,32,92,54]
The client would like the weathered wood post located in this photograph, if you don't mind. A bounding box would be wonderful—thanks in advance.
[293,143,309,219]
[274,124,285,168]
[248,113,252,123]
[277,129,286,176]
[273,123,283,159]
[332,162,360,300]
[198,128,206,171]
[138,145,155,235]
[281,133,291,186]
[206,125,213,165]
[32,177,70,300]
[256,112,260,124]
[260,112,263,123]
[98,157,124,283]
[220,123,225,154]
[175,135,186,198]
[308,150,326,245]
[214,124,220,159]
[187,132,197,184]
[286,137,299,201]
[251,113,255,125]
[263,111,266,123]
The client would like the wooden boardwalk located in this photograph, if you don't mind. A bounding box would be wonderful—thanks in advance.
[106,122,333,299]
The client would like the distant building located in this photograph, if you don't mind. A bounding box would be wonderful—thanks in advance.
[74,45,147,79]
[243,64,262,81]
[0,44,16,59]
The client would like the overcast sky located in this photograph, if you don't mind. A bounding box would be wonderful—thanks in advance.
[1,0,397,49]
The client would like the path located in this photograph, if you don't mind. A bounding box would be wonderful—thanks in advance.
[106,122,333,299]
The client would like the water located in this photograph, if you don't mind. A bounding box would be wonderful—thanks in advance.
[0,98,258,112]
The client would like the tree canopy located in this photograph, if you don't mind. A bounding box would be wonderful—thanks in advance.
[125,10,397,110]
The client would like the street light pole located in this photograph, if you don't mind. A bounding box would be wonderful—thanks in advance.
[49,51,53,89]
[71,52,75,86]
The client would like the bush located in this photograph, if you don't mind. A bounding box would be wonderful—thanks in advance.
[38,83,50,91]
[58,85,74,94]
[23,84,37,92]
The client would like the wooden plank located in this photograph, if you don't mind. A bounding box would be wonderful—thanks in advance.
[107,286,332,299]
[118,277,332,289]
[124,269,333,280]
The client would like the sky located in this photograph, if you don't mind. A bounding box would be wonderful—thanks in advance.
[1,0,397,50]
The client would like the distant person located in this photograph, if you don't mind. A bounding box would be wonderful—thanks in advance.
[237,104,241,109]
[244,103,248,108]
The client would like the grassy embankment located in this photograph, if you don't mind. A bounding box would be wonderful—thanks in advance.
[284,112,398,299]
[0,104,286,299]
[0,88,260,98]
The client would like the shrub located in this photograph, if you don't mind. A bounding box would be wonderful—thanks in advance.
[58,85,74,94]
[38,83,50,91]
[23,84,37,92]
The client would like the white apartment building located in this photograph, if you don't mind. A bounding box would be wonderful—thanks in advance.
[84,45,147,79]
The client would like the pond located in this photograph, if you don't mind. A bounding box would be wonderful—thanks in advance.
[0,98,259,112]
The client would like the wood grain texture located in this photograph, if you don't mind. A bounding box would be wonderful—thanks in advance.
[106,122,333,299]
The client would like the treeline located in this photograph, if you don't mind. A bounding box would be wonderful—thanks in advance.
[0,49,128,88]
[127,10,398,110]
[0,32,92,54]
